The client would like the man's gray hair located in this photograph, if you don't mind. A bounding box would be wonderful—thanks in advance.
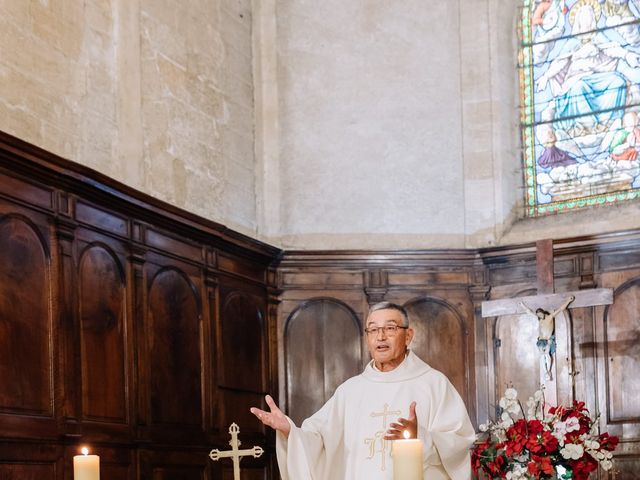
[367,301,410,326]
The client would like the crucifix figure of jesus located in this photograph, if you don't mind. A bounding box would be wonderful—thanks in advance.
[481,239,613,405]
[520,294,574,381]
[209,423,263,480]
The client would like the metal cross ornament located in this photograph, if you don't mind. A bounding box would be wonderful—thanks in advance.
[209,423,264,480]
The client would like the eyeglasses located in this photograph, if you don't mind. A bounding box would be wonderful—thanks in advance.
[364,325,409,337]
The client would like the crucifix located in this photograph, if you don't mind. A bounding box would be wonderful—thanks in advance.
[481,239,613,405]
[209,423,264,480]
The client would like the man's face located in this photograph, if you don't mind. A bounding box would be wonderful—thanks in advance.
[365,308,414,371]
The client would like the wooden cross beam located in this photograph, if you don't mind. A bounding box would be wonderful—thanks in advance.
[480,240,613,404]
[209,423,264,480]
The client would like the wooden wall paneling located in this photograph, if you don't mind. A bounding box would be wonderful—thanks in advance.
[0,442,62,480]
[0,132,282,480]
[216,274,271,438]
[468,262,491,428]
[403,295,472,411]
[595,269,640,477]
[76,227,131,440]
[0,205,57,439]
[283,298,363,425]
[139,449,210,480]
[55,212,81,438]
[144,252,205,444]
[129,239,148,440]
[203,247,218,438]
[276,265,368,416]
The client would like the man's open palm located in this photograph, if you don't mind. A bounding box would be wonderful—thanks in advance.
[250,395,291,437]
[385,401,418,440]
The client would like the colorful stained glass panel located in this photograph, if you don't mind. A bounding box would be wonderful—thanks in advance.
[520,0,640,215]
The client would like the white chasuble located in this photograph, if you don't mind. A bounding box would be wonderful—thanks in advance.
[276,350,475,480]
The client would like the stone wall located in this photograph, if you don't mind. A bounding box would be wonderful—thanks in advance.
[3,0,640,250]
[0,0,257,234]
[255,0,640,249]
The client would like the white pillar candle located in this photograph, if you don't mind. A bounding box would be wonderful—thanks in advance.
[73,447,100,480]
[392,435,423,480]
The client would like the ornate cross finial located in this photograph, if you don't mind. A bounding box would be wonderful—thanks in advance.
[209,423,263,480]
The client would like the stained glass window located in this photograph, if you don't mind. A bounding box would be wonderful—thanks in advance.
[520,0,640,216]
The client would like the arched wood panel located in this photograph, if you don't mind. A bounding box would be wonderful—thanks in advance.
[493,313,540,402]
[596,269,640,477]
[405,298,468,400]
[0,216,51,415]
[284,299,362,425]
[219,291,265,392]
[148,268,202,426]
[79,244,127,422]
[604,279,640,423]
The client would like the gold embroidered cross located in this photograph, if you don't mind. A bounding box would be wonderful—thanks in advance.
[209,423,263,480]
[363,403,402,471]
[370,403,401,429]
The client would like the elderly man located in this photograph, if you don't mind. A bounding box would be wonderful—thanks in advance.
[250,301,475,479]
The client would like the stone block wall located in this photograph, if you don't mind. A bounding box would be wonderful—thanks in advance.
[0,0,257,234]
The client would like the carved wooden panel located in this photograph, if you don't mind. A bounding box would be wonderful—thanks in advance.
[0,132,279,480]
[0,216,51,416]
[284,299,362,424]
[492,313,539,403]
[141,449,209,480]
[595,270,640,477]
[0,442,60,480]
[218,288,266,392]
[79,244,127,422]
[405,297,468,400]
[0,463,57,479]
[152,466,205,480]
[604,278,640,423]
[147,268,202,427]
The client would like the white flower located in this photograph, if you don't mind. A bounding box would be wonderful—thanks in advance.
[479,423,488,432]
[587,449,604,460]
[507,402,520,416]
[565,416,580,432]
[504,388,518,400]
[533,390,544,401]
[560,443,584,460]
[552,431,566,446]
[584,439,600,450]
[601,459,613,470]
[505,464,528,480]
[554,420,568,436]
[500,413,514,428]
[494,429,507,442]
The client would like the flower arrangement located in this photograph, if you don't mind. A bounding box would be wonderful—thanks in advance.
[472,388,619,479]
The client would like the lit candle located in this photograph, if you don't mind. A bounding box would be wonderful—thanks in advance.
[392,431,423,480]
[73,447,100,480]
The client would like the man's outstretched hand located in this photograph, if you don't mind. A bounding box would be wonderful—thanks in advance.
[250,394,291,438]
[385,401,417,440]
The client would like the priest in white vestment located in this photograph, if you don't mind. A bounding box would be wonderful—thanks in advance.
[250,301,475,480]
